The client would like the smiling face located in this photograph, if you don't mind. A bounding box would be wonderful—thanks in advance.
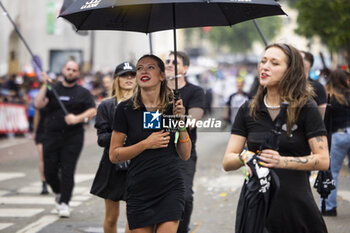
[258,46,288,88]
[136,57,165,89]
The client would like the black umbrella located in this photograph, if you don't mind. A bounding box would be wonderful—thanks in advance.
[236,102,288,233]
[59,0,286,97]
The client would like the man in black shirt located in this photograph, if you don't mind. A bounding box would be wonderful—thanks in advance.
[34,60,96,218]
[165,51,205,233]
[301,51,327,119]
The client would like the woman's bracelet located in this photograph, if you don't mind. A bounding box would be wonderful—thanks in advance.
[239,150,255,163]
[178,126,187,132]
[237,154,244,165]
[178,135,190,143]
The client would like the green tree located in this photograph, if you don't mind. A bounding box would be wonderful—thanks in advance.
[293,0,350,66]
[204,16,283,53]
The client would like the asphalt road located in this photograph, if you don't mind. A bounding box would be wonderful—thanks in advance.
[0,125,349,233]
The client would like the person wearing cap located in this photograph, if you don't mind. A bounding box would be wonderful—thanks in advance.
[90,61,136,233]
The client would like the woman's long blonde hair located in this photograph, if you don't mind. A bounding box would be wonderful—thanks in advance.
[250,43,314,136]
[108,65,136,103]
[110,76,134,103]
[131,54,174,113]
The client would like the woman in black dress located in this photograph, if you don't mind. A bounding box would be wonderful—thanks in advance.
[90,62,137,233]
[109,55,192,233]
[222,43,330,233]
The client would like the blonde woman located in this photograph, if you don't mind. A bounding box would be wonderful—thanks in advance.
[90,62,136,233]
[223,44,329,233]
[109,55,191,233]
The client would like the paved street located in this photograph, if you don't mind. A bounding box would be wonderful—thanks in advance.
[0,125,349,233]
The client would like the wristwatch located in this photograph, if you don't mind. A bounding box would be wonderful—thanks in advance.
[84,117,89,123]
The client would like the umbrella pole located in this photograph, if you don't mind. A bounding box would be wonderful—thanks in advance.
[253,19,268,46]
[149,33,153,54]
[0,1,40,69]
[0,1,69,115]
[172,4,179,100]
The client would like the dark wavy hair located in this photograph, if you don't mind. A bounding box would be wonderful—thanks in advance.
[326,69,350,105]
[250,43,314,136]
[132,54,174,113]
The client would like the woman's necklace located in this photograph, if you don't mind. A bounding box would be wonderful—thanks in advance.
[264,94,280,109]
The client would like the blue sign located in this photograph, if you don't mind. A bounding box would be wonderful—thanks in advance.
[143,110,161,129]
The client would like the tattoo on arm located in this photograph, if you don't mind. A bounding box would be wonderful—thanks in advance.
[288,155,315,164]
[316,136,323,142]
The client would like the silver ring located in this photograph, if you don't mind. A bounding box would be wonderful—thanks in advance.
[163,137,167,140]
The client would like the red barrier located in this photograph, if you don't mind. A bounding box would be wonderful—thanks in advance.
[0,103,29,133]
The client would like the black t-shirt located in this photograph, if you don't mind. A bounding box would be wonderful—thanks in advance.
[177,82,205,151]
[45,82,95,133]
[309,79,327,106]
[232,99,328,233]
[330,92,350,132]
[231,99,327,156]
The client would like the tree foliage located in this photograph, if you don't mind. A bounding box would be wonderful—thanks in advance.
[205,16,283,53]
[293,0,350,64]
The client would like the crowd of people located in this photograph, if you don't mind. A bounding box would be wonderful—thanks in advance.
[1,45,349,232]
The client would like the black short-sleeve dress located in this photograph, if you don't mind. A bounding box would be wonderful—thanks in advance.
[113,99,185,230]
[90,98,127,201]
[232,99,328,233]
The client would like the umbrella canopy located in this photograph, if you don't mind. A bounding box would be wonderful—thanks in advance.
[60,0,286,33]
[59,0,286,96]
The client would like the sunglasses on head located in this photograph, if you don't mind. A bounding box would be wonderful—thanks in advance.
[165,59,177,65]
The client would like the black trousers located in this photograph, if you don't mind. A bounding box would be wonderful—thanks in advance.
[177,154,197,233]
[43,131,84,204]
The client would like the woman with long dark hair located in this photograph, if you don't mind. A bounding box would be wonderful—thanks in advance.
[223,43,329,232]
